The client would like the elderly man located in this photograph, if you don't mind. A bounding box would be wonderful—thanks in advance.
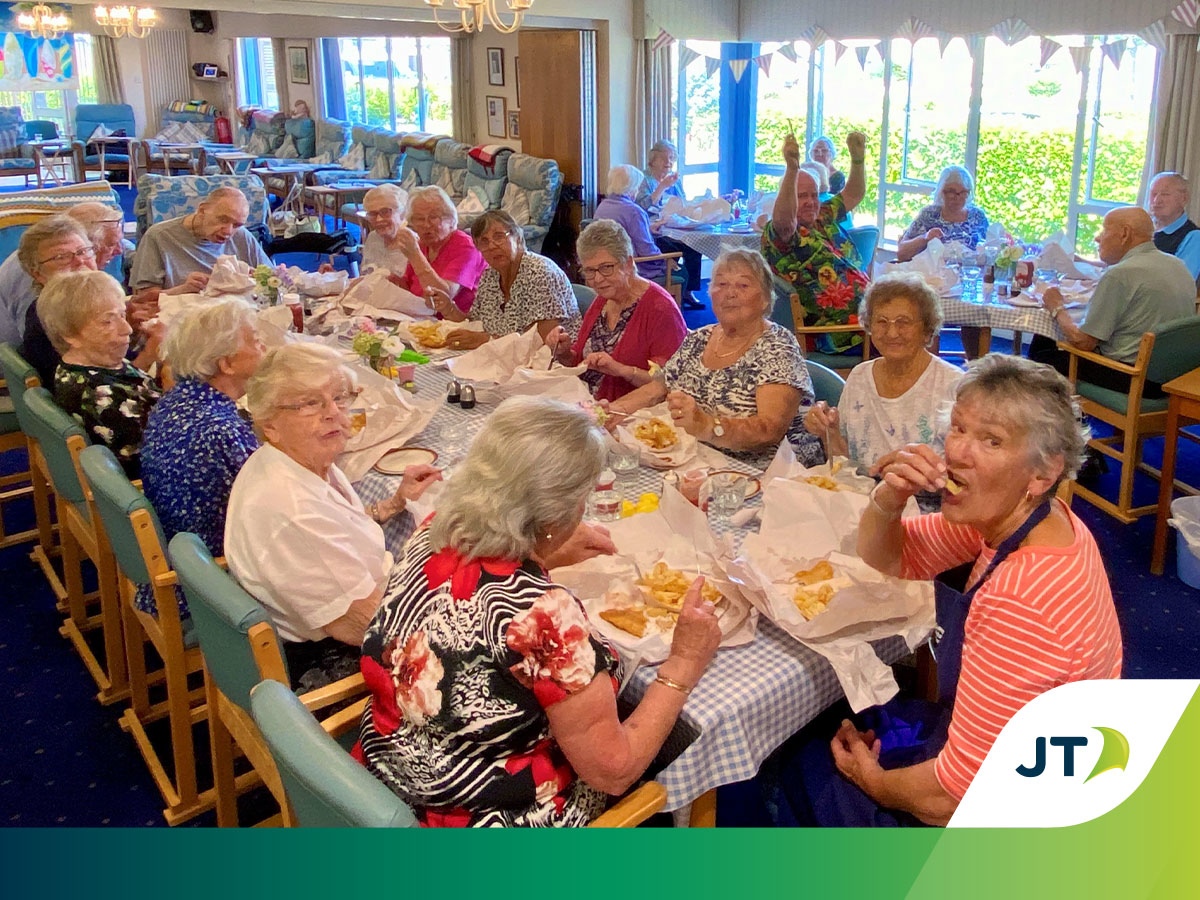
[1148,171,1200,281]
[762,130,871,351]
[1030,207,1194,397]
[129,186,269,291]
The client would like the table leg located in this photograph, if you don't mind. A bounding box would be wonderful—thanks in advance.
[688,788,717,827]
[976,327,992,358]
[1151,396,1182,575]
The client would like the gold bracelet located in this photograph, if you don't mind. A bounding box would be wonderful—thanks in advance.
[654,673,692,696]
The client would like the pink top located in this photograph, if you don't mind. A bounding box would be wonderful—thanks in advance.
[399,229,487,314]
[571,282,687,401]
[899,500,1122,800]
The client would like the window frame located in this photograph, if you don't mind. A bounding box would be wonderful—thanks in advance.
[326,36,448,133]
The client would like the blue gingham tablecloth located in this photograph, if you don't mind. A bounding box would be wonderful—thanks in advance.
[939,283,1089,339]
[660,224,762,261]
[354,360,908,813]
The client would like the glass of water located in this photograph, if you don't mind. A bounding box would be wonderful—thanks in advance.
[1034,267,1058,286]
[960,252,983,300]
[608,443,640,485]
[708,473,749,519]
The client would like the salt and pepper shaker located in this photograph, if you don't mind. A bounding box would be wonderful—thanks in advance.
[662,471,679,493]
[446,380,461,404]
[459,385,476,410]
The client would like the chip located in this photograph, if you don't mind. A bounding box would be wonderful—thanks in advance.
[636,561,722,611]
[409,322,447,349]
[633,418,679,451]
[803,474,840,491]
[599,607,647,638]
[793,582,835,620]
[944,476,961,495]
[791,560,835,586]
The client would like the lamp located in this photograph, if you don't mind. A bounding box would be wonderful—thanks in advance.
[17,4,71,40]
[424,0,533,34]
[93,5,159,39]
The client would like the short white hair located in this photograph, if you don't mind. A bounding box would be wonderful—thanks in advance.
[428,396,605,560]
[408,184,458,228]
[164,299,259,381]
[363,183,409,217]
[808,135,836,161]
[934,166,973,206]
[36,270,124,354]
[800,161,829,194]
[606,164,644,199]
[245,343,358,424]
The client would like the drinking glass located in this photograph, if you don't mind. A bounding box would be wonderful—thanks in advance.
[588,489,622,522]
[608,443,640,483]
[708,473,749,519]
[1034,267,1058,286]
[960,252,983,300]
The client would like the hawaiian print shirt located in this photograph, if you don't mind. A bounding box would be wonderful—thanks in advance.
[761,194,869,351]
[54,360,162,479]
[356,526,621,828]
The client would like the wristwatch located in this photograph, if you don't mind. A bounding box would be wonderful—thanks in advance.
[712,415,725,438]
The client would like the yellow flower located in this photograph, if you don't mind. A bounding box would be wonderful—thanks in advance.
[817,265,838,288]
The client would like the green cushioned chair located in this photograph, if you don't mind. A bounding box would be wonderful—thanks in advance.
[0,386,36,550]
[807,360,846,406]
[1063,316,1200,523]
[169,531,366,827]
[80,445,209,825]
[22,387,127,704]
[771,274,871,376]
[572,283,597,317]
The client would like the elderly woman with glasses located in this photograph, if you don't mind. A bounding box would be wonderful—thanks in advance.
[897,166,990,262]
[427,209,580,351]
[224,343,440,689]
[809,136,846,195]
[356,396,721,827]
[391,185,486,315]
[544,220,686,401]
[355,183,412,276]
[36,270,162,478]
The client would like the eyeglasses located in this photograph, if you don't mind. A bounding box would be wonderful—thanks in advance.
[870,316,919,333]
[408,214,447,226]
[276,388,362,416]
[943,188,970,198]
[365,207,398,219]
[40,246,95,266]
[580,262,619,280]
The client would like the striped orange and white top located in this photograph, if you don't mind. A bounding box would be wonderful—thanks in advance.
[899,500,1123,800]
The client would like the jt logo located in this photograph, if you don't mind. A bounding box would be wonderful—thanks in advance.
[1016,727,1129,781]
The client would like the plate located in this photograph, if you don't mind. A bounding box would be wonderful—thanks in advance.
[706,470,762,499]
[727,224,755,234]
[1000,295,1041,308]
[373,446,438,475]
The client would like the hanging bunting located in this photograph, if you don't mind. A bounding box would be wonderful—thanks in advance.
[896,16,935,42]
[1101,39,1127,69]
[651,28,675,53]
[778,42,799,64]
[678,45,700,70]
[833,41,847,64]
[1139,20,1168,52]
[1171,0,1200,29]
[936,32,956,56]
[1039,37,1061,67]
[704,56,721,79]
[992,17,1032,46]
[798,25,829,50]
[728,58,749,83]
[1068,45,1091,74]
[755,54,773,77]
[855,46,870,70]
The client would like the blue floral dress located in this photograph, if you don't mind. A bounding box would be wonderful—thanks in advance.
[901,205,989,249]
[139,378,259,617]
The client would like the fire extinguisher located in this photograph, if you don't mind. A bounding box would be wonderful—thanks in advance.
[214,115,232,144]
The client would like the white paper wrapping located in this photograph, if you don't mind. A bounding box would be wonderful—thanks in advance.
[445,327,591,404]
[339,270,434,319]
[204,255,256,296]
[392,318,485,361]
[335,363,440,482]
[614,403,699,470]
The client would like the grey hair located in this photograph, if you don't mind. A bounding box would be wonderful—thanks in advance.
[808,135,836,161]
[164,299,259,381]
[648,140,677,162]
[17,214,89,279]
[862,273,943,343]
[712,249,775,318]
[800,161,829,194]
[245,342,359,425]
[934,165,973,206]
[606,164,645,199]
[408,184,458,228]
[576,219,634,266]
[954,354,1091,491]
[428,396,606,560]
[67,201,123,244]
[364,183,410,218]
[36,270,124,355]
[1152,171,1189,197]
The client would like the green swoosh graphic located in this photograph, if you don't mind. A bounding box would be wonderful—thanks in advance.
[1085,726,1130,783]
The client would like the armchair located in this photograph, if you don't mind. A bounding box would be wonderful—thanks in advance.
[502,152,562,253]
[134,173,268,239]
[71,104,138,186]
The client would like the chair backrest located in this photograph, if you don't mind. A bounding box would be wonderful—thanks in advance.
[807,360,846,406]
[79,444,167,587]
[249,679,419,828]
[314,117,352,161]
[22,387,89,513]
[168,532,283,712]
[503,153,562,253]
[572,283,597,316]
[431,138,470,200]
[0,181,121,261]
[1147,316,1200,386]
[284,117,317,160]
[0,343,40,433]
[0,106,25,157]
[25,120,58,141]
[134,173,268,238]
[74,104,137,140]
[847,225,879,273]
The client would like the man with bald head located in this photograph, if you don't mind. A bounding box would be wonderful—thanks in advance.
[1149,171,1200,281]
[1030,206,1194,396]
[129,185,269,291]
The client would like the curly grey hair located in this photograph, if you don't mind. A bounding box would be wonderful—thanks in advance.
[861,273,943,343]
[363,183,409,218]
[576,219,634,267]
[36,270,124,355]
[245,343,359,426]
[17,214,89,280]
[428,396,606,560]
[808,135,836,161]
[954,354,1091,490]
[606,164,645,199]
[164,299,260,381]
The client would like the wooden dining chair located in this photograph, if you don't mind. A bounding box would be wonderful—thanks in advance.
[771,274,871,377]
[0,378,37,549]
[632,251,685,306]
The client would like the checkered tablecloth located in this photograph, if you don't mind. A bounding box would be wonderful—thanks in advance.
[353,361,907,813]
[660,225,762,261]
[939,283,1088,340]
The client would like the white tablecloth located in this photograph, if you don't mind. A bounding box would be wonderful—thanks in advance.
[660,224,763,261]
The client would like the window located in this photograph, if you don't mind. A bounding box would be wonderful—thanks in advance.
[323,37,452,133]
[0,33,96,135]
[674,40,721,198]
[237,38,278,109]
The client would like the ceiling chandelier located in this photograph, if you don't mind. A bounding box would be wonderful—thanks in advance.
[93,5,159,40]
[17,4,71,40]
[424,0,533,34]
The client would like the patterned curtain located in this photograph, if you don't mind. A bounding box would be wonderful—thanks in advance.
[271,39,291,113]
[93,35,125,106]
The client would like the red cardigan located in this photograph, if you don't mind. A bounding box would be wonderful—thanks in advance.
[571,282,687,401]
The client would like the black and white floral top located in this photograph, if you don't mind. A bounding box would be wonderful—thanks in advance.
[54,360,162,478]
[579,302,636,393]
[662,321,822,469]
[470,251,581,339]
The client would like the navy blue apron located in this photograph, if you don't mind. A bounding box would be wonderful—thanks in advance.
[779,502,1052,826]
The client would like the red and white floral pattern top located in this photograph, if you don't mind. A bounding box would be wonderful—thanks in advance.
[355,526,621,827]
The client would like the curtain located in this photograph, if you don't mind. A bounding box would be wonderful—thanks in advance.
[634,39,673,166]
[1152,34,1200,222]
[321,39,345,120]
[451,35,475,143]
[272,38,291,113]
[93,35,125,106]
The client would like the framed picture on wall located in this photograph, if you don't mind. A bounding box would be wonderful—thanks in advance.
[507,110,520,140]
[288,46,310,85]
[486,96,507,138]
[487,48,505,86]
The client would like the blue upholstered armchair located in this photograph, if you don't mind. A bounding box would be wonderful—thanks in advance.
[133,173,268,239]
[71,104,138,184]
[503,153,563,254]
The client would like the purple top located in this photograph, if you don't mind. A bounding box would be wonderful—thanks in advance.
[594,195,666,280]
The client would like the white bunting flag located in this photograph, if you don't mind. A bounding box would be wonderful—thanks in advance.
[728,58,749,83]
[1101,39,1127,69]
[993,17,1032,46]
[936,32,956,56]
[1039,37,1061,68]
[705,56,721,79]
[755,54,772,77]
[1171,0,1200,28]
[651,29,674,53]
[678,45,700,70]
[897,17,935,42]
[1139,20,1167,52]
[778,42,799,64]
[1068,45,1091,74]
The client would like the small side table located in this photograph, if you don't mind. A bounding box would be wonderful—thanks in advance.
[1150,367,1200,574]
[305,182,373,233]
[251,165,310,201]
[215,151,257,175]
[29,139,77,186]
[90,135,137,187]
[152,142,206,176]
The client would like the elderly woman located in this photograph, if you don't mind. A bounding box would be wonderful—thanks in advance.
[804,275,961,477]
[224,343,440,689]
[139,300,265,618]
[357,396,721,827]
[897,166,990,262]
[610,249,821,469]
[544,220,686,401]
[393,185,485,314]
[782,355,1121,827]
[37,270,162,478]
[357,183,412,275]
[428,210,580,351]
[636,139,686,214]
[595,164,666,282]
[809,136,845,194]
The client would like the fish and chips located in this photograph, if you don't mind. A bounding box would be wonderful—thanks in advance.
[408,321,448,349]
[803,474,840,491]
[598,562,724,638]
[789,560,838,620]
[633,418,679,452]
